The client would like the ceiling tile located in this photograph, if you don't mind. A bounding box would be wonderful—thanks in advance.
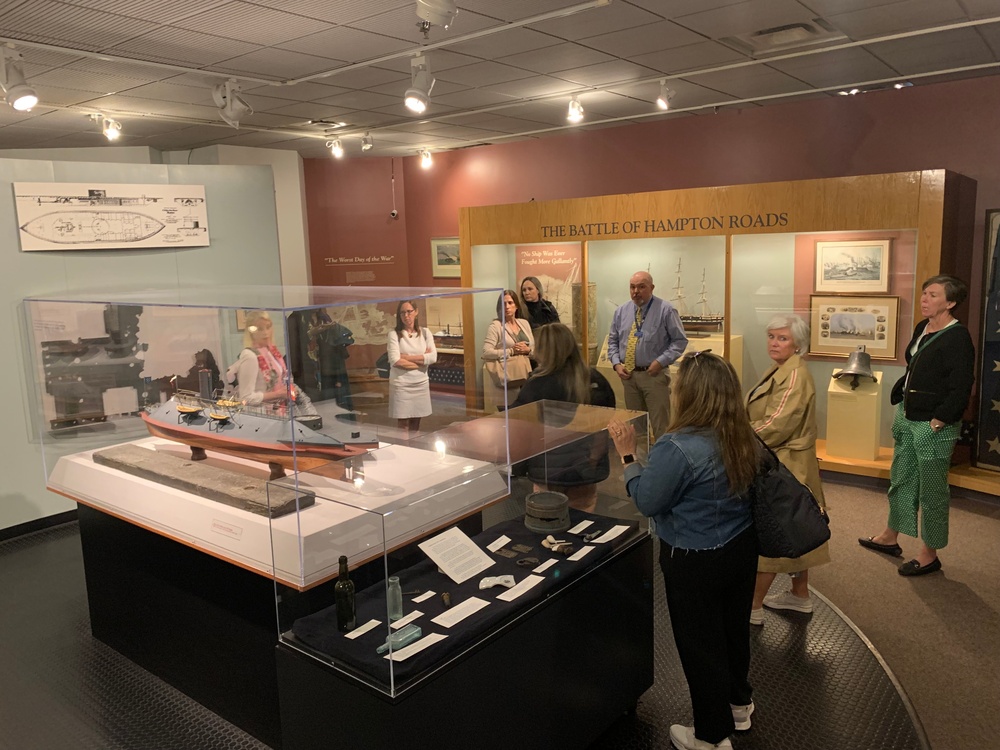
[481,75,580,98]
[674,0,817,40]
[865,27,997,74]
[766,46,900,87]
[171,2,332,46]
[580,20,706,57]
[250,0,409,25]
[448,27,559,59]
[496,43,615,74]
[242,81,352,102]
[212,48,346,78]
[631,41,748,75]
[690,63,816,98]
[437,61,538,87]
[554,60,661,87]
[109,27,261,66]
[825,0,969,40]
[529,2,664,40]
[278,25,413,61]
[0,1,159,51]
[61,0,231,24]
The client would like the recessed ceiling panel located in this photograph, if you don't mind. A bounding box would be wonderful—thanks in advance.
[554,60,660,87]
[278,26,413,61]
[674,0,817,40]
[481,75,579,98]
[0,1,159,51]
[866,28,997,74]
[60,0,231,24]
[496,43,615,74]
[529,2,663,41]
[172,2,332,46]
[437,61,537,87]
[767,46,899,87]
[691,64,817,99]
[825,0,969,40]
[250,0,410,26]
[316,66,408,90]
[242,81,352,102]
[632,41,748,75]
[212,48,346,78]
[109,27,261,66]
[578,20,705,58]
[448,27,558,59]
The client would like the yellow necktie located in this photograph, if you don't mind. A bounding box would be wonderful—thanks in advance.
[624,307,642,370]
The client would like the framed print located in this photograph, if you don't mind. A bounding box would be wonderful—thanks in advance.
[815,240,891,293]
[431,237,461,278]
[810,295,899,359]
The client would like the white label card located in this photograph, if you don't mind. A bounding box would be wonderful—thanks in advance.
[418,526,495,584]
[390,610,423,630]
[412,590,435,603]
[385,633,448,662]
[567,545,595,562]
[344,619,380,639]
[532,559,558,574]
[431,596,490,628]
[592,525,629,544]
[487,535,511,552]
[497,575,545,602]
[568,520,594,535]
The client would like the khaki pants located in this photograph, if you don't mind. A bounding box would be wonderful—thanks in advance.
[622,370,671,441]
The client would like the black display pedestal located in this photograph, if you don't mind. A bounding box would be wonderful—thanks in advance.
[77,503,285,748]
[276,534,654,750]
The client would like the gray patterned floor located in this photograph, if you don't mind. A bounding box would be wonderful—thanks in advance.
[0,516,929,750]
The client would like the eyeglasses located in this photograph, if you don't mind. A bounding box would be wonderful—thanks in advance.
[400,309,417,315]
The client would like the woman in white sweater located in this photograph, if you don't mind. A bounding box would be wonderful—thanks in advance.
[387,300,437,435]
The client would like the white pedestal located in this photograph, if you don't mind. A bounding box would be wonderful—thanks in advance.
[826,369,883,460]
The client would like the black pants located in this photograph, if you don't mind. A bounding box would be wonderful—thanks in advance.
[659,526,757,744]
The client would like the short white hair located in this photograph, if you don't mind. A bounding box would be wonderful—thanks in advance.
[766,314,809,351]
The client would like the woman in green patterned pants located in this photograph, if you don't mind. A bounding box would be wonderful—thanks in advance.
[858,275,975,577]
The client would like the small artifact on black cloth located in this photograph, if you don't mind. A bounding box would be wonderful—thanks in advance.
[441,592,451,608]
[516,557,540,567]
[494,548,517,559]
[583,530,603,542]
[511,543,533,553]
[524,490,570,533]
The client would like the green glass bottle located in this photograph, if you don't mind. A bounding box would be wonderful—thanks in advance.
[335,555,356,633]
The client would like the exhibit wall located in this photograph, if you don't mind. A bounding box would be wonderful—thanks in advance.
[303,75,998,343]
[1,158,283,533]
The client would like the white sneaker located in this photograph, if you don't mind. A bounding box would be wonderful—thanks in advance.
[669,724,733,749]
[749,607,764,626]
[763,590,813,613]
[731,701,754,731]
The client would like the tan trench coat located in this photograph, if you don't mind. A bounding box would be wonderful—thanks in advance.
[746,354,831,573]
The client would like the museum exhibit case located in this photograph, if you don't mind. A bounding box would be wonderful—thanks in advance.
[272,399,654,749]
[460,170,978,479]
[20,286,654,748]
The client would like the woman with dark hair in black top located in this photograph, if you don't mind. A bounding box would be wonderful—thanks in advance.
[519,276,560,330]
[859,275,975,577]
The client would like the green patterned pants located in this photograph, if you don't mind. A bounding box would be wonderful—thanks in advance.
[887,403,958,550]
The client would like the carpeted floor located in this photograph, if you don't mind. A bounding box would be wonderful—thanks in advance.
[809,476,1000,750]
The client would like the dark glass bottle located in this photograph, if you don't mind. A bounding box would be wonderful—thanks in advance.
[334,555,356,633]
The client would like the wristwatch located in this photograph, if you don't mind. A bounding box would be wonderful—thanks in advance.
[621,454,635,465]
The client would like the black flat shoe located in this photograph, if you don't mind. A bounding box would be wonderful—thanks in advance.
[898,558,942,576]
[858,536,903,557]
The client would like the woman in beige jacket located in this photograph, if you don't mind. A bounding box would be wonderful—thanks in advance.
[745,314,830,625]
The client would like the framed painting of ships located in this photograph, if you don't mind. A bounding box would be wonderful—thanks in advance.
[431,237,461,278]
[14,182,209,251]
[814,240,890,293]
[810,295,899,359]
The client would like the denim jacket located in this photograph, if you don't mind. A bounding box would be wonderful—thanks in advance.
[623,428,752,551]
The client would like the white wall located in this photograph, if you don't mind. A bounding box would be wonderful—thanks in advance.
[1,157,283,532]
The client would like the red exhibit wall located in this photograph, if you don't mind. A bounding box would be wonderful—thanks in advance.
[305,76,1000,311]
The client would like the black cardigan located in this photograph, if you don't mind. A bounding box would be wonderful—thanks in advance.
[889,319,975,423]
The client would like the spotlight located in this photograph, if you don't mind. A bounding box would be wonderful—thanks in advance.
[361,132,374,152]
[894,81,913,89]
[102,117,121,141]
[416,0,457,30]
[0,48,38,111]
[326,139,344,158]
[211,78,253,129]
[656,79,675,111]
[420,149,432,168]
[404,56,435,114]
[567,96,584,123]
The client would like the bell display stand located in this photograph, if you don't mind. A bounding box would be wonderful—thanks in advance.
[826,369,883,460]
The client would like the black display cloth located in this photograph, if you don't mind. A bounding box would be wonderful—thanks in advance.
[291,511,641,687]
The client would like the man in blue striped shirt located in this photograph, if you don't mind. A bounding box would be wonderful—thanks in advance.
[608,271,688,440]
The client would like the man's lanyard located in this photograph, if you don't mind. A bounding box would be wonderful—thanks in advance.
[634,299,652,338]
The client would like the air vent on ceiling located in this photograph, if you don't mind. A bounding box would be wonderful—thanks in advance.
[722,19,846,57]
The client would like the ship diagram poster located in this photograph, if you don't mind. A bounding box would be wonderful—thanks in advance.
[14,182,209,251]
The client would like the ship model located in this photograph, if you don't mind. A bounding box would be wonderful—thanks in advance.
[142,388,379,480]
[672,261,724,334]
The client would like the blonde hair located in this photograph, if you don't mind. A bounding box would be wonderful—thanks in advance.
[532,323,590,403]
[242,310,272,348]
[668,351,758,494]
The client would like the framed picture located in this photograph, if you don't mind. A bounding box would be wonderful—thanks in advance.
[815,240,891,293]
[431,237,461,278]
[810,295,900,359]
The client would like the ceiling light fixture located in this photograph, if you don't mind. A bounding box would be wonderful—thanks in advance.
[656,79,675,111]
[326,139,344,158]
[415,0,458,30]
[567,96,584,123]
[361,132,374,152]
[0,47,38,111]
[405,55,435,114]
[211,78,253,129]
[894,81,913,89]
[419,149,432,168]
[102,117,121,141]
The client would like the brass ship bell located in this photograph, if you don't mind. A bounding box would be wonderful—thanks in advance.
[833,345,878,390]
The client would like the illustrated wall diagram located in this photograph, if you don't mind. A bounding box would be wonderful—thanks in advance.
[14,182,209,251]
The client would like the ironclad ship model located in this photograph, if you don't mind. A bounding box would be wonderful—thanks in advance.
[142,389,378,480]
[21,210,165,244]
[671,260,724,334]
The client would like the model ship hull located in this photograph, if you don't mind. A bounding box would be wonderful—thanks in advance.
[142,398,378,474]
[680,315,724,333]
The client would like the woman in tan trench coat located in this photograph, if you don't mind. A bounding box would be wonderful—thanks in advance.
[746,314,830,625]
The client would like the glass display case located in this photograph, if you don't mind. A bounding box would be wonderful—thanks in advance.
[272,399,650,698]
[20,284,506,583]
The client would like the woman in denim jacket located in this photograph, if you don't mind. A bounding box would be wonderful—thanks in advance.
[609,351,759,750]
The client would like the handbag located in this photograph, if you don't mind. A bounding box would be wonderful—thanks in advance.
[750,437,830,559]
[484,355,532,387]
